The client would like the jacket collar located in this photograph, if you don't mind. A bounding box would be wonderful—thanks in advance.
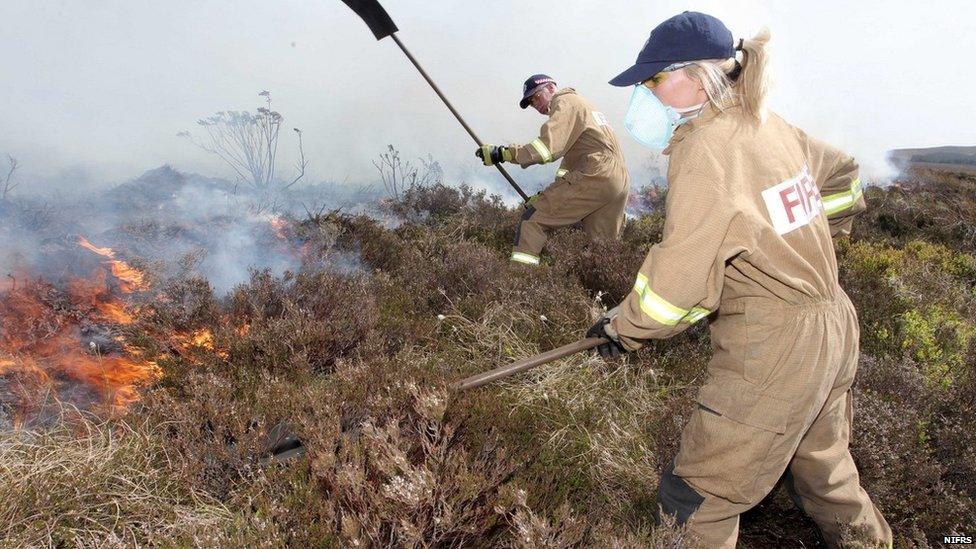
[663,103,726,154]
[544,88,576,116]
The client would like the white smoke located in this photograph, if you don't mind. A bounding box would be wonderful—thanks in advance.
[3,0,974,192]
[0,166,380,297]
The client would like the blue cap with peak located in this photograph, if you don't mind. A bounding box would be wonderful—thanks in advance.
[609,11,735,87]
[519,74,557,109]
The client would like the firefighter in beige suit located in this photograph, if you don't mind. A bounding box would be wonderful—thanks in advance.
[587,12,893,548]
[476,74,629,266]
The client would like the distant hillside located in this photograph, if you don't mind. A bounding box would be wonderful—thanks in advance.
[888,145,976,172]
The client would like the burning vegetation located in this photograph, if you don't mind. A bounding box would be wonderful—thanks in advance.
[0,167,319,425]
[0,239,159,424]
[0,166,974,546]
[76,236,150,293]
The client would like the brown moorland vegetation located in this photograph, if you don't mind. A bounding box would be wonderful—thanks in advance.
[1,167,974,547]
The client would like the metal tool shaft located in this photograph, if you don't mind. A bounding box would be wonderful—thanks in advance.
[390,34,530,202]
[455,337,606,390]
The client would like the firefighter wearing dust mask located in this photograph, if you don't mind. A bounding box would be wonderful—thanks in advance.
[476,75,630,266]
[584,11,892,548]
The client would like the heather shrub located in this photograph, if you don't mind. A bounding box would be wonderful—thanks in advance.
[143,340,553,546]
[330,213,408,271]
[549,231,647,303]
[451,268,594,352]
[434,282,712,526]
[137,271,601,545]
[595,519,702,548]
[853,169,976,252]
[143,274,219,331]
[393,233,509,315]
[503,494,588,548]
[928,373,976,501]
[899,306,975,387]
[367,270,437,351]
[384,181,518,250]
[499,492,702,548]
[852,387,975,537]
[306,385,521,547]
[227,269,380,374]
[386,181,476,221]
[621,210,667,250]
[847,354,976,541]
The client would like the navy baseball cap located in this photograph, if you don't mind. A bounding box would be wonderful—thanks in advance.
[519,74,556,109]
[609,11,734,87]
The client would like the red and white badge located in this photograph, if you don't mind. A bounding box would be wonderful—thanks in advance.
[761,166,822,235]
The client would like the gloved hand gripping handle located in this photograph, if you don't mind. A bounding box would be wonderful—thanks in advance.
[341,0,530,202]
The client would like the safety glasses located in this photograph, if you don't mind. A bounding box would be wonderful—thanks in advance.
[642,61,695,88]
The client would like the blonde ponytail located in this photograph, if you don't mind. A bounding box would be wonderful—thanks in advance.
[683,27,772,124]
[737,28,771,122]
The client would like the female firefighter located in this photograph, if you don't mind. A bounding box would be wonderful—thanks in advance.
[585,11,892,548]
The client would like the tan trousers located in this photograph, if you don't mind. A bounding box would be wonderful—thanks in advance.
[659,296,892,548]
[511,168,628,265]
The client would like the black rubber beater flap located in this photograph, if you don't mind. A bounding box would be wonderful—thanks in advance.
[340,0,399,40]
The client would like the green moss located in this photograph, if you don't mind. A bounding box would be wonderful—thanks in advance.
[841,239,903,276]
[840,239,976,375]
[900,305,975,387]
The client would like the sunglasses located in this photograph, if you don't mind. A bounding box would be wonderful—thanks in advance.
[642,61,695,88]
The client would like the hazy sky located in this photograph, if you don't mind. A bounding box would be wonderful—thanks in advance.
[3,1,975,197]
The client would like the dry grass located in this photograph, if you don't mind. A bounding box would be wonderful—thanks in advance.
[0,411,273,547]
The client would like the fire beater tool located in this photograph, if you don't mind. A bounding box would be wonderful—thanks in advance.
[340,0,531,202]
[258,338,607,462]
[454,337,607,390]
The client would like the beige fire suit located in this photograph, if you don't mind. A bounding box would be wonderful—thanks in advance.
[507,88,629,266]
[608,105,892,548]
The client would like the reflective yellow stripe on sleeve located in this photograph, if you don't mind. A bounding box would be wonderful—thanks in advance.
[511,251,540,265]
[633,273,710,326]
[822,177,862,216]
[529,138,554,164]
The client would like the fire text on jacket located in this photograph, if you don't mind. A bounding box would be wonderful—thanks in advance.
[761,166,823,235]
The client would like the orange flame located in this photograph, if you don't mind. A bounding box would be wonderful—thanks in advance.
[1,277,160,419]
[171,328,229,362]
[0,356,53,428]
[67,274,137,325]
[96,301,134,324]
[235,323,251,337]
[76,236,148,293]
[1,329,160,412]
[193,329,214,348]
[268,216,288,240]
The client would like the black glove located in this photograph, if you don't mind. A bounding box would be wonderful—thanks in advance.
[475,145,512,166]
[586,317,628,359]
